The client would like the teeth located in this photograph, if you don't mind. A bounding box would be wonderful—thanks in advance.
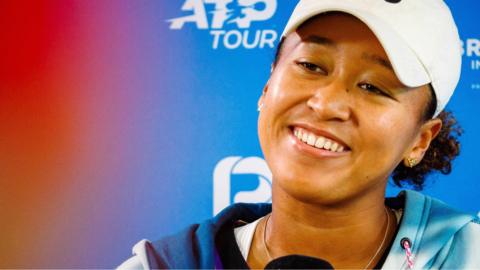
[293,127,346,153]
[331,142,338,152]
[301,132,308,142]
[324,140,332,150]
[307,134,316,146]
[296,130,302,140]
[315,136,325,148]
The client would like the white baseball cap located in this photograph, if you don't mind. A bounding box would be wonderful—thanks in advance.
[282,0,462,117]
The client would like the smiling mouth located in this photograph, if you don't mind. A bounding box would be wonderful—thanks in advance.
[291,126,350,153]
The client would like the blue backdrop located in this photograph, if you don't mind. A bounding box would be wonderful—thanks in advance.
[2,0,478,268]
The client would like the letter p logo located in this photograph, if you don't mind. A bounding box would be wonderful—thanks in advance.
[213,156,272,215]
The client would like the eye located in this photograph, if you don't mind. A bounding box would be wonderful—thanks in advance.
[358,83,390,97]
[296,61,327,75]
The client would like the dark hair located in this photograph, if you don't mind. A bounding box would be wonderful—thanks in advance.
[271,38,462,190]
[391,107,462,190]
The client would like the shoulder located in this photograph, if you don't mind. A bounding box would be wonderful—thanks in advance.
[116,224,203,270]
[401,190,476,224]
[116,203,271,269]
[439,217,480,269]
[401,190,480,268]
[116,239,153,270]
[456,216,480,239]
[452,216,480,247]
[404,189,479,238]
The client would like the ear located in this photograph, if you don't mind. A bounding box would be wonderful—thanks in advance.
[403,118,442,167]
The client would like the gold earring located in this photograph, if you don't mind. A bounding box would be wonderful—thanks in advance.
[407,157,417,168]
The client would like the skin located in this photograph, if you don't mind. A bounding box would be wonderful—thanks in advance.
[248,13,442,269]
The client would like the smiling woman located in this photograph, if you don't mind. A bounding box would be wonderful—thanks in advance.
[118,1,480,269]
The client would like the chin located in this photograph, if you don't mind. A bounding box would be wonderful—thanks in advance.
[272,165,352,206]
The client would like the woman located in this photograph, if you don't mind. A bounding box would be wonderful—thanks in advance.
[119,0,480,269]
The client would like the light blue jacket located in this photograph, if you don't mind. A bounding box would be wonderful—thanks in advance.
[381,190,479,269]
[118,190,480,269]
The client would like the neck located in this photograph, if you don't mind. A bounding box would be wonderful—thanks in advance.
[263,184,395,269]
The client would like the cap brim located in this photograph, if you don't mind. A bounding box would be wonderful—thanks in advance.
[282,1,431,88]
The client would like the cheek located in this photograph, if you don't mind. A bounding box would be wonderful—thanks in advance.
[265,75,301,108]
[358,110,416,173]
[258,72,307,163]
[262,67,312,120]
[257,96,286,163]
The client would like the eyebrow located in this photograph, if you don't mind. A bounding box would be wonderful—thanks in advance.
[303,35,337,48]
[361,53,394,72]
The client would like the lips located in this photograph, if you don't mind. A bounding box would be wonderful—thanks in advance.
[290,124,350,154]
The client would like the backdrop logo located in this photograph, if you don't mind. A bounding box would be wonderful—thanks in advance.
[168,0,278,50]
[461,38,480,89]
[213,156,272,215]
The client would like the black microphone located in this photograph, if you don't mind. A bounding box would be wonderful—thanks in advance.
[264,254,334,269]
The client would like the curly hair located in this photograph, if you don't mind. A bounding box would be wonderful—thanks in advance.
[271,37,462,190]
[391,97,463,190]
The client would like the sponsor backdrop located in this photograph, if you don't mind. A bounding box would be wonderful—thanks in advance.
[1,0,479,268]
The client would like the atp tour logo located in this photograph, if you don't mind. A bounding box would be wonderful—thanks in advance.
[213,156,272,215]
[168,0,278,50]
[461,38,480,89]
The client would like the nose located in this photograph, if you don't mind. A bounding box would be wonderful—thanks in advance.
[306,80,352,121]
